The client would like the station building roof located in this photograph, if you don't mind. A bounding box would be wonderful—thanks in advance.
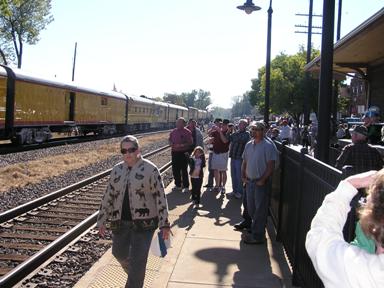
[304,8,384,79]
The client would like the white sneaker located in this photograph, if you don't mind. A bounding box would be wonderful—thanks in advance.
[182,188,189,193]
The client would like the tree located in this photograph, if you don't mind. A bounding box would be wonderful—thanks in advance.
[164,89,211,110]
[163,93,185,106]
[180,90,197,107]
[231,92,254,118]
[248,46,320,124]
[0,0,53,68]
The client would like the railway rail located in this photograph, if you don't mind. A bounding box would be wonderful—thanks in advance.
[0,145,172,287]
[0,129,171,155]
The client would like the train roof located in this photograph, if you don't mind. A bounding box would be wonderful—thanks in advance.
[0,66,127,100]
[168,103,188,110]
[126,94,157,105]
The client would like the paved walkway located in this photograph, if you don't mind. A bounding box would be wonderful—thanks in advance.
[75,170,293,288]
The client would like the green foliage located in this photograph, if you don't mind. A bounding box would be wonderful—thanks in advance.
[163,89,211,109]
[338,95,350,115]
[163,93,185,106]
[248,46,320,123]
[0,0,53,67]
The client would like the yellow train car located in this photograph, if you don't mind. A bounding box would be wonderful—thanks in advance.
[73,88,127,134]
[14,80,69,126]
[153,101,170,129]
[127,95,157,131]
[168,103,188,123]
[188,107,198,120]
[0,66,129,143]
[0,65,205,144]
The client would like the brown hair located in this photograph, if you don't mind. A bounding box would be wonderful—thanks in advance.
[359,170,384,248]
[192,146,204,157]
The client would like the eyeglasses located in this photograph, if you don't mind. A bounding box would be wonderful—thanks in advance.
[121,147,138,154]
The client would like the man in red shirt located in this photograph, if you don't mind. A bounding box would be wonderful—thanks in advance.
[169,117,193,192]
[210,119,230,194]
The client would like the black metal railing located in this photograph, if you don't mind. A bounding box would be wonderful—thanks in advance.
[271,142,345,288]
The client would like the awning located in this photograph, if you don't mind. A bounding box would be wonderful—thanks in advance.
[304,8,384,79]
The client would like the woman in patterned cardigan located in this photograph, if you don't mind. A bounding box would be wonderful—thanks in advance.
[97,135,170,288]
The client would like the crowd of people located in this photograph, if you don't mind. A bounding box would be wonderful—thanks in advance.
[169,116,279,245]
[264,119,319,152]
[95,113,384,287]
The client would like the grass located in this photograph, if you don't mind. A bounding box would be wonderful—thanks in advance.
[0,133,168,193]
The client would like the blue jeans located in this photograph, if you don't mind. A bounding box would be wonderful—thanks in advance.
[230,158,243,195]
[245,180,269,241]
[112,221,155,288]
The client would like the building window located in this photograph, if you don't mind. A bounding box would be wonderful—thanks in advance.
[101,97,108,106]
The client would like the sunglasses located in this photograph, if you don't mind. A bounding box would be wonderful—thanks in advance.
[121,147,138,154]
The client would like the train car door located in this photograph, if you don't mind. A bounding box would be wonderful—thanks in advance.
[66,91,75,121]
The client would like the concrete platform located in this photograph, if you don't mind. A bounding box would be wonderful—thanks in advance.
[74,163,293,288]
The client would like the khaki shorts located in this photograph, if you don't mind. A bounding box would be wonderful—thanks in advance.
[211,152,229,171]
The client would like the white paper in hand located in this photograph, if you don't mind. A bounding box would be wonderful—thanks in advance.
[150,231,172,257]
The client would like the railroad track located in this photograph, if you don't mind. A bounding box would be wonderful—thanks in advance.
[0,145,172,287]
[0,129,171,155]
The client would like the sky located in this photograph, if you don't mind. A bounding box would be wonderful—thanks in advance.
[19,0,384,109]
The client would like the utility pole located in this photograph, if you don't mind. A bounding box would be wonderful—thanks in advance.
[72,42,77,82]
[295,1,322,125]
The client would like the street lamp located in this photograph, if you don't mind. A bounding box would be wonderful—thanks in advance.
[237,0,261,14]
[238,0,272,125]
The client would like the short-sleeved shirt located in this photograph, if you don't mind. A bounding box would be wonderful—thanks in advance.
[211,130,229,154]
[169,127,193,152]
[242,139,276,179]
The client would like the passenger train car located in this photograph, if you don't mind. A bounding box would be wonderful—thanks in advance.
[0,66,207,144]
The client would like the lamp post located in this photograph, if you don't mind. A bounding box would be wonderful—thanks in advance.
[237,0,272,125]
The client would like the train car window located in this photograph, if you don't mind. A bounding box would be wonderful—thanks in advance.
[101,97,108,106]
[135,107,137,112]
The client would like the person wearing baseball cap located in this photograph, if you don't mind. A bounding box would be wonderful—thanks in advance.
[335,125,383,174]
[363,109,381,145]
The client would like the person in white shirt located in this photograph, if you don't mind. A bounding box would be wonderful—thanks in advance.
[279,120,291,143]
[306,170,384,288]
